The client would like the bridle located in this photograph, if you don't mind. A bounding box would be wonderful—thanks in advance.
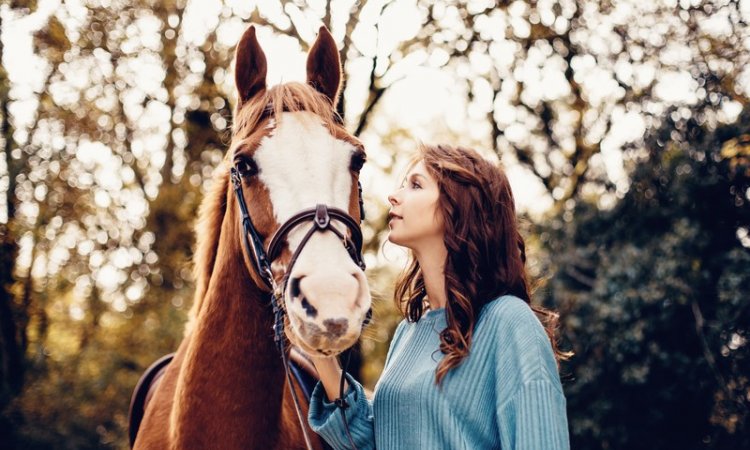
[229,165,369,450]
[230,167,366,292]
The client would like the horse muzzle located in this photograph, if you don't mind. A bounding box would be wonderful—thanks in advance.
[286,311,369,356]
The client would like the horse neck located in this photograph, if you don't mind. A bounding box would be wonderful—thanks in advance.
[173,192,286,445]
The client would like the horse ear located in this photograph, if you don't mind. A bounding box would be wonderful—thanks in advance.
[235,26,267,105]
[306,26,342,105]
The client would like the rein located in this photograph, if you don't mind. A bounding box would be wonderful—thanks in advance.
[230,166,367,450]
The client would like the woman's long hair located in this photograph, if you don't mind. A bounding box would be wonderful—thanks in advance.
[393,144,569,384]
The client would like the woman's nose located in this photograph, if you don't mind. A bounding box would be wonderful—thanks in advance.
[388,192,399,206]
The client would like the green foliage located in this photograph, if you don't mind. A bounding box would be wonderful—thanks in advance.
[540,107,750,449]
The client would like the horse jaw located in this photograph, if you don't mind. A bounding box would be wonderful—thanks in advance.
[254,111,371,356]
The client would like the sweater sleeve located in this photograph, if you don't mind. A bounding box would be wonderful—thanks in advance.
[308,373,375,450]
[308,320,409,450]
[497,379,570,450]
[488,297,570,450]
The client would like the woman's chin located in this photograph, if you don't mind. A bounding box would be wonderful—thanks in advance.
[387,235,414,250]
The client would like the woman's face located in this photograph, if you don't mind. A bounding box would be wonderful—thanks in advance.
[387,161,444,250]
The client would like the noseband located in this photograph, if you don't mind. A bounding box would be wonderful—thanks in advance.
[229,167,366,292]
[229,165,369,450]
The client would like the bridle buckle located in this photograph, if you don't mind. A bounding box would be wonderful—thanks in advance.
[314,204,330,229]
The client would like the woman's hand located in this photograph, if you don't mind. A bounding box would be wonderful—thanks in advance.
[307,353,349,402]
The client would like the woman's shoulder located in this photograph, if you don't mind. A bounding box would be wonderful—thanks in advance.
[477,295,549,345]
[478,295,542,329]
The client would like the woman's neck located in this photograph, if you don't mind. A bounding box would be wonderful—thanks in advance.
[414,240,448,311]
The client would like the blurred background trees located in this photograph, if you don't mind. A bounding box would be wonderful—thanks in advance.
[0,0,748,448]
[540,105,750,449]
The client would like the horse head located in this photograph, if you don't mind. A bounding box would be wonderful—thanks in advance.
[229,26,371,357]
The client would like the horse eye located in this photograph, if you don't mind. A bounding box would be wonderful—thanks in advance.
[350,151,366,173]
[235,157,258,177]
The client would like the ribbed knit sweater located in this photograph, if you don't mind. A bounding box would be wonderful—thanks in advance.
[308,295,570,450]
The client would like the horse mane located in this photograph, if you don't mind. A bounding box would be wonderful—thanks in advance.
[186,165,229,333]
[186,82,339,333]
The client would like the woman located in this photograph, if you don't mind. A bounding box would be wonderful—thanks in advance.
[308,144,570,450]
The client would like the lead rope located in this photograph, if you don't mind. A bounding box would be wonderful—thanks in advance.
[260,216,366,450]
[335,350,359,450]
[272,287,316,450]
[274,288,370,450]
[334,307,371,450]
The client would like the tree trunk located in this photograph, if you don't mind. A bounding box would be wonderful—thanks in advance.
[0,12,25,404]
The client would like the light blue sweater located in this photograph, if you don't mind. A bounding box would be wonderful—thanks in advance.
[308,295,570,450]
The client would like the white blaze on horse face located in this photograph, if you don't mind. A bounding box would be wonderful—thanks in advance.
[254,111,370,355]
[255,112,352,227]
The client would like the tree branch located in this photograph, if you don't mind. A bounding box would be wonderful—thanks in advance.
[690,300,744,411]
[249,4,305,49]
[155,3,187,186]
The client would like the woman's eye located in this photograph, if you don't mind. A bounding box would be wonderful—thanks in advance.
[411,181,421,189]
[235,157,258,177]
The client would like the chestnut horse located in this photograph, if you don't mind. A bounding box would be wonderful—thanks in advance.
[132,26,371,449]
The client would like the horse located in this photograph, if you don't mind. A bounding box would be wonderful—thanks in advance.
[131,25,372,449]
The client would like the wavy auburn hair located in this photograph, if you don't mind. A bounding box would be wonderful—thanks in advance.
[394,144,569,384]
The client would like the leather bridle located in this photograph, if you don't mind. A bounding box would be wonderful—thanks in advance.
[229,165,369,450]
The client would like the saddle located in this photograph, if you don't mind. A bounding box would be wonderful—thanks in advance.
[128,348,330,449]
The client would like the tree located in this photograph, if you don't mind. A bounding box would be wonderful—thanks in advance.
[384,0,748,212]
[539,105,750,449]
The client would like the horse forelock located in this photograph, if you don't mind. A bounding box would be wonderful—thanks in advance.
[231,82,341,144]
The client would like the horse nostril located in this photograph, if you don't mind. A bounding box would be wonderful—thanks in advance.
[300,297,318,318]
[289,276,303,299]
[362,308,373,327]
[323,318,348,339]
